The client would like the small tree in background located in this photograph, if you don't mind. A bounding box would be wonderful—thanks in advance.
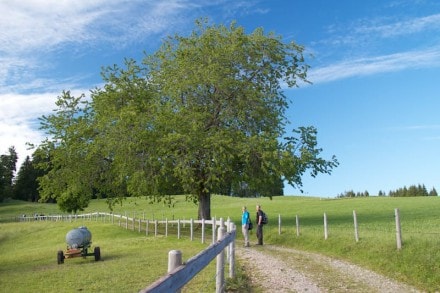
[0,146,18,202]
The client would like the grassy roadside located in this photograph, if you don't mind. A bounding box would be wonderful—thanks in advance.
[1,195,439,291]
[0,221,220,292]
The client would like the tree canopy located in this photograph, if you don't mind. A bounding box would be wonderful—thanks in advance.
[36,20,338,218]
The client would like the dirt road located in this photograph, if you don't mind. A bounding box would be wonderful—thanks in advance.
[236,245,420,293]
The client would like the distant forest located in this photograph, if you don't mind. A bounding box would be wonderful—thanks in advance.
[337,184,438,198]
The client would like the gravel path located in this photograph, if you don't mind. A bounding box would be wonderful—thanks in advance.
[236,244,420,293]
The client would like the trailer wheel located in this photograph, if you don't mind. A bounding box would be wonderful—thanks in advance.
[94,247,101,261]
[57,250,64,264]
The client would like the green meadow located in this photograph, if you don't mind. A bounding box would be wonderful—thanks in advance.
[1,195,439,292]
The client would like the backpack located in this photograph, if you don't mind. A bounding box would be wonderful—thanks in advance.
[246,212,253,230]
[261,211,268,225]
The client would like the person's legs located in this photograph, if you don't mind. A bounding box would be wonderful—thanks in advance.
[242,225,250,246]
[245,226,250,247]
[256,225,263,245]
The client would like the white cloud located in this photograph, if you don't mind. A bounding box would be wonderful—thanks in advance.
[324,13,440,48]
[0,0,215,56]
[0,89,89,167]
[0,1,115,93]
[0,121,43,164]
[0,0,206,91]
[0,93,57,121]
[356,13,440,38]
[309,46,440,83]
[0,1,112,54]
[0,92,56,166]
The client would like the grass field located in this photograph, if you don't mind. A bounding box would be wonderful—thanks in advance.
[1,195,439,292]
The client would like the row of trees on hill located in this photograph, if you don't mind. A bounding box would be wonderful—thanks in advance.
[386,184,438,197]
[337,184,438,198]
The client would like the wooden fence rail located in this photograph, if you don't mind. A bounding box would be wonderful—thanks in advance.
[141,218,236,293]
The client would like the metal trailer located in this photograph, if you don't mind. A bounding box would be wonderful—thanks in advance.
[57,226,101,264]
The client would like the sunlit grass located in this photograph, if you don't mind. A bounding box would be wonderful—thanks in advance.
[1,195,440,291]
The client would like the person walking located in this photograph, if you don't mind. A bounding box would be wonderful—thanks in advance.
[256,205,264,245]
[241,206,250,247]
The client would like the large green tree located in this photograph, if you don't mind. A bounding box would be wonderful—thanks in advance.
[37,20,338,218]
[142,20,338,219]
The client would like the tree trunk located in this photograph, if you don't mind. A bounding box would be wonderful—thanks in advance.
[198,191,211,220]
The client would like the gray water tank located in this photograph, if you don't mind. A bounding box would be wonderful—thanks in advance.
[66,226,92,248]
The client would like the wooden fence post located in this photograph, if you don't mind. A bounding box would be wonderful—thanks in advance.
[132,213,135,231]
[190,219,194,241]
[395,208,402,250]
[278,214,281,235]
[201,218,205,244]
[226,218,231,260]
[353,210,359,242]
[324,212,328,240]
[296,215,300,237]
[228,222,235,279]
[168,250,182,293]
[216,219,226,293]
[212,217,216,244]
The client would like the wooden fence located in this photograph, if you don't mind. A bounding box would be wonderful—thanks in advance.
[19,212,229,243]
[19,208,407,250]
[274,208,404,250]
[17,212,236,292]
[141,218,236,293]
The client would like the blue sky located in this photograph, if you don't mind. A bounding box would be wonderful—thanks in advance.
[1,0,439,197]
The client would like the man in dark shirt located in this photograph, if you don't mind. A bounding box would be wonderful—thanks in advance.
[256,205,264,245]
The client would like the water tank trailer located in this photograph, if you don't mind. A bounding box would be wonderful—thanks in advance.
[57,226,101,264]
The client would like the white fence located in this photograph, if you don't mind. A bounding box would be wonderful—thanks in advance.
[20,208,407,249]
[141,218,236,293]
[19,212,226,243]
[273,208,405,250]
[17,212,237,292]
